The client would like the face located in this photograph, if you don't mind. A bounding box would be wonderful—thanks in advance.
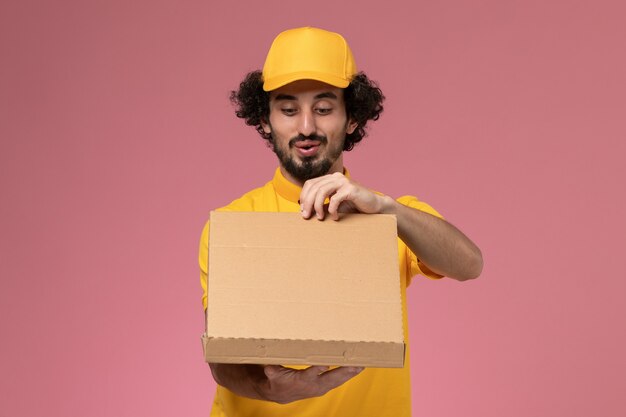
[261,80,357,185]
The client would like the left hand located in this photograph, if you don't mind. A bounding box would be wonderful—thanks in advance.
[300,172,387,220]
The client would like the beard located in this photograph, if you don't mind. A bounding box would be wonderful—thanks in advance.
[271,133,344,183]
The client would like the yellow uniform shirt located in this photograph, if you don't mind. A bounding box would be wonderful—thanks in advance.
[199,168,442,417]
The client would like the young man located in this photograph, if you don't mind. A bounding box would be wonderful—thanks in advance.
[199,27,483,417]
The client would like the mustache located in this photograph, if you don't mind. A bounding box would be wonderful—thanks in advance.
[288,134,328,148]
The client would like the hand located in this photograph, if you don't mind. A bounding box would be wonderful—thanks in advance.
[300,172,390,220]
[258,365,364,404]
[209,363,364,404]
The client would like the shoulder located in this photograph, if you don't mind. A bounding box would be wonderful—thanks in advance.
[217,180,277,212]
[200,180,277,247]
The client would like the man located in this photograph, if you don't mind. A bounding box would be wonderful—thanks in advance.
[199,27,483,417]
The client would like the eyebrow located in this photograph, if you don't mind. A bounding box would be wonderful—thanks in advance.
[273,91,339,101]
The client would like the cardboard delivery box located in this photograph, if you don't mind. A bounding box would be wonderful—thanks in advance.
[202,211,405,368]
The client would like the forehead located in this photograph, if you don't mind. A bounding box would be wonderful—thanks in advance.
[269,79,345,101]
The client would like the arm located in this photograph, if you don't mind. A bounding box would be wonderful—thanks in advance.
[382,198,483,280]
[299,172,483,281]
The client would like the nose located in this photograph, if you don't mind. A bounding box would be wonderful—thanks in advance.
[297,109,316,137]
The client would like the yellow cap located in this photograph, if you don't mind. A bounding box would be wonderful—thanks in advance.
[262,27,358,91]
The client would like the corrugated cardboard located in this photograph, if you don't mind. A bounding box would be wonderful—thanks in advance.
[203,211,405,368]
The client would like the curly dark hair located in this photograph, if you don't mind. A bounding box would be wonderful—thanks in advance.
[229,71,384,151]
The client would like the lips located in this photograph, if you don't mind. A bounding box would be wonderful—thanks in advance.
[293,140,321,157]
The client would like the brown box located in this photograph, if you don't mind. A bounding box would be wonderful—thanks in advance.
[202,211,405,368]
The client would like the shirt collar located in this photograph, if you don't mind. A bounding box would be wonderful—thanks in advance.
[272,167,351,203]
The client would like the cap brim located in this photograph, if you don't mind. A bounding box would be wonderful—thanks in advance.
[263,71,352,91]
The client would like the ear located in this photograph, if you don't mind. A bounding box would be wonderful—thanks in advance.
[261,117,271,134]
[346,118,358,135]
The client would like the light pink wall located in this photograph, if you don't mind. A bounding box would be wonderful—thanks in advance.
[1,1,624,416]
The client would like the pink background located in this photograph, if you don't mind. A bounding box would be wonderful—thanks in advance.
[1,1,625,416]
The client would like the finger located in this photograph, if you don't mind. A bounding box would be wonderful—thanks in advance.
[302,365,330,380]
[301,179,330,219]
[301,181,331,220]
[299,185,317,219]
[300,176,327,218]
[312,186,333,220]
[316,366,364,392]
[300,176,323,200]
[327,187,351,220]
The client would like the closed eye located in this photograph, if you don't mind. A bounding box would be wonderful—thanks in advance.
[315,107,332,115]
